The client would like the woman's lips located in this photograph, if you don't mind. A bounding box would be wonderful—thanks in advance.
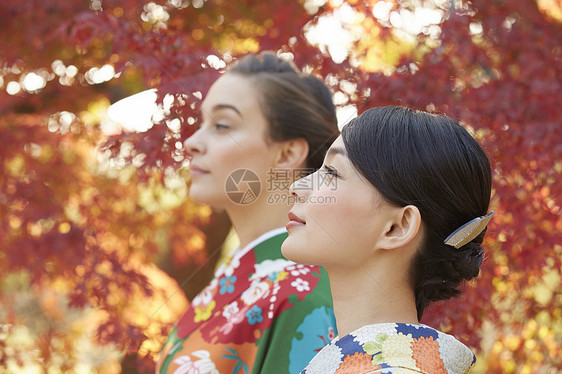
[288,212,306,224]
[286,212,306,231]
[189,164,209,176]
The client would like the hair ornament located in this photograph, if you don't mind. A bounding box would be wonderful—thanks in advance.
[444,211,495,249]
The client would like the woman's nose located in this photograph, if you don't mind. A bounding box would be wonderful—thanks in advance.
[289,175,312,203]
[184,127,206,156]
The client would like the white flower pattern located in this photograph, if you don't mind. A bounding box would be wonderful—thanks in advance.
[437,330,476,373]
[240,281,270,305]
[291,278,310,292]
[192,286,214,307]
[290,266,311,276]
[252,258,294,280]
[173,350,219,374]
[222,301,239,319]
[352,323,399,345]
[215,255,241,278]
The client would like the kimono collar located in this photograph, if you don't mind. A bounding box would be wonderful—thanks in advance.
[230,227,287,265]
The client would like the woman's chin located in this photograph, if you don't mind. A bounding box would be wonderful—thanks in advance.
[280,238,295,260]
[188,187,219,206]
[281,237,307,264]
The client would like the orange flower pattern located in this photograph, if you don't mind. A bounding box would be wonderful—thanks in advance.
[411,336,447,373]
[337,352,380,373]
[301,323,476,374]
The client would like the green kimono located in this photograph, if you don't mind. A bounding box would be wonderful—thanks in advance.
[156,228,336,374]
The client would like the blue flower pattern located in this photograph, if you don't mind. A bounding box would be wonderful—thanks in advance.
[219,275,237,295]
[245,305,263,325]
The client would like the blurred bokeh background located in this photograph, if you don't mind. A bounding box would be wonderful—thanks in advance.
[1,0,560,372]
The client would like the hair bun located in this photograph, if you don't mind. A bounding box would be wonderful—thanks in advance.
[419,277,460,306]
[454,242,484,281]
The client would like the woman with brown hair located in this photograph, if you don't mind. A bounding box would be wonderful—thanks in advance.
[156,52,340,373]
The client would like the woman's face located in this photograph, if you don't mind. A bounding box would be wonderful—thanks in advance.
[185,73,281,207]
[281,136,396,268]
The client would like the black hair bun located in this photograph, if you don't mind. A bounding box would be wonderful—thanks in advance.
[454,242,484,281]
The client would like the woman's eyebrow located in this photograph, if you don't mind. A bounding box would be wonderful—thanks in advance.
[325,146,347,159]
[211,104,243,118]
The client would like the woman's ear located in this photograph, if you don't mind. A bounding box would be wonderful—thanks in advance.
[275,138,309,170]
[379,205,422,250]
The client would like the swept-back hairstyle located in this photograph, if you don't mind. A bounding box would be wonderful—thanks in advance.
[342,106,492,320]
[229,52,339,170]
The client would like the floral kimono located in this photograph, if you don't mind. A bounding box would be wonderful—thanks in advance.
[300,323,476,374]
[156,228,336,374]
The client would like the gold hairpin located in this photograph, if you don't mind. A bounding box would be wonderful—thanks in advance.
[444,211,495,249]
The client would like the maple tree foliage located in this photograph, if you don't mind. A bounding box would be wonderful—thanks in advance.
[1,0,561,372]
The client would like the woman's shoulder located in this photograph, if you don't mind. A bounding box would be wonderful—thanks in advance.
[301,323,476,374]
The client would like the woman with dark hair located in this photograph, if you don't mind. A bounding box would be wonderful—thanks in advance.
[156,52,339,373]
[282,106,494,373]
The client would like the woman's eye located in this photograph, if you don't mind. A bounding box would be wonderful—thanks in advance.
[322,165,339,179]
[215,123,229,130]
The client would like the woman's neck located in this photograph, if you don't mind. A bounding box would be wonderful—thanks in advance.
[227,194,291,248]
[327,265,419,337]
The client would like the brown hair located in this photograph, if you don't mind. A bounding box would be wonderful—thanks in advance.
[228,52,339,170]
